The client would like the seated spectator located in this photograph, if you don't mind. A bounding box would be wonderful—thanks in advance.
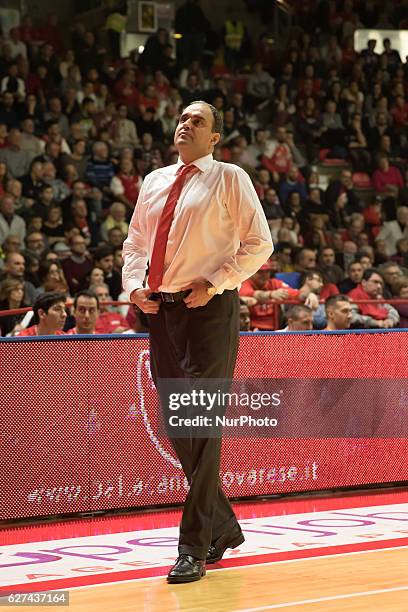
[42,204,65,246]
[393,277,408,329]
[87,266,105,287]
[391,238,408,268]
[34,259,69,296]
[1,251,36,304]
[378,261,403,298]
[20,117,45,162]
[348,268,400,328]
[239,300,251,331]
[16,291,67,336]
[377,206,408,256]
[279,304,313,331]
[261,187,285,231]
[61,138,88,181]
[0,194,25,246]
[85,141,115,191]
[110,157,142,211]
[337,260,364,294]
[324,294,352,331]
[91,283,129,334]
[372,154,404,197]
[261,126,293,182]
[278,166,307,207]
[318,246,344,285]
[0,278,27,335]
[0,128,31,178]
[325,170,361,222]
[20,159,45,200]
[239,261,301,330]
[61,234,93,294]
[298,269,326,328]
[67,289,99,334]
[94,244,121,300]
[111,103,139,150]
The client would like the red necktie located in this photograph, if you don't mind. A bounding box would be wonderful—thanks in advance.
[148,164,198,291]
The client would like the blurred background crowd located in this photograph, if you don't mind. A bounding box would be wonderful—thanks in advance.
[0,0,407,335]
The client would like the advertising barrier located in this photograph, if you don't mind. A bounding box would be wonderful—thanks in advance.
[1,331,407,521]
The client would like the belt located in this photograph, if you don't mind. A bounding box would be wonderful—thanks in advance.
[150,290,191,303]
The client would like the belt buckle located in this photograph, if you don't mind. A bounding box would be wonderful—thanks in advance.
[160,292,174,303]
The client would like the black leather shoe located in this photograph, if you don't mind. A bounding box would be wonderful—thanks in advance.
[167,554,206,583]
[206,528,245,564]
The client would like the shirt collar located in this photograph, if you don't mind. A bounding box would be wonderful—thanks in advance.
[175,153,213,174]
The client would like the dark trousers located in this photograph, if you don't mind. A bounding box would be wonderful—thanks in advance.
[148,290,241,559]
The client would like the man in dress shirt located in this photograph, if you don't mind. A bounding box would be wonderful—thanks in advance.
[122,101,273,584]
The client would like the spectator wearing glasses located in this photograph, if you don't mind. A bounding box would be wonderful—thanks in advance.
[348,268,400,328]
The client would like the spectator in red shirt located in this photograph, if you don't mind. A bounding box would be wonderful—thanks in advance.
[239,261,300,330]
[91,283,129,334]
[67,289,99,334]
[17,291,67,336]
[372,154,404,196]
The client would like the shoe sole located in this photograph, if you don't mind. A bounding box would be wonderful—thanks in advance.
[206,532,245,564]
[167,568,206,584]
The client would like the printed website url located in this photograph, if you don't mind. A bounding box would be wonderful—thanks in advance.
[27,463,318,504]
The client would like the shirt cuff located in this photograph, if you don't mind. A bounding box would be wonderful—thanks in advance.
[124,278,144,301]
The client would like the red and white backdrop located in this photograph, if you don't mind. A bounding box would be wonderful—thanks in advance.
[1,331,407,520]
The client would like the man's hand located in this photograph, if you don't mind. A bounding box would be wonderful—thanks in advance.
[304,293,319,309]
[130,288,160,314]
[181,281,214,309]
[270,288,289,300]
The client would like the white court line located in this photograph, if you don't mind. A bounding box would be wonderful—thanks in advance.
[232,585,408,611]
[63,543,408,591]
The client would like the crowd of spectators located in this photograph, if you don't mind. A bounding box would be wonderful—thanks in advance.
[0,0,407,335]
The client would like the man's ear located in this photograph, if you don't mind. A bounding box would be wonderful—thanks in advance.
[211,133,221,146]
[38,308,46,321]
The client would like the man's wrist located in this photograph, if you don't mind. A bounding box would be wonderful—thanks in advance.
[205,281,218,296]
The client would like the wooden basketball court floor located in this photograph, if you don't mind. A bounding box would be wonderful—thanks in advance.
[1,488,408,611]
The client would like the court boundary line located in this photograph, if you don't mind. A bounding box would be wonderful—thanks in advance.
[232,585,408,610]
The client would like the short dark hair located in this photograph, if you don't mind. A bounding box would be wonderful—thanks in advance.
[299,269,323,286]
[94,245,114,261]
[325,294,350,312]
[73,289,100,309]
[32,291,66,323]
[187,100,223,138]
[287,304,312,320]
[362,267,380,282]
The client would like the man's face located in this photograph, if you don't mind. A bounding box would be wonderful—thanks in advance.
[74,296,99,333]
[300,250,317,269]
[39,301,66,332]
[329,301,352,330]
[382,266,401,285]
[73,182,86,199]
[174,103,220,160]
[340,171,352,188]
[307,273,323,293]
[288,312,313,331]
[348,263,363,283]
[251,270,270,289]
[6,253,25,277]
[397,208,408,225]
[239,305,251,331]
[98,255,114,274]
[362,273,384,298]
[114,249,123,269]
[26,233,45,254]
[321,248,335,266]
[70,236,87,256]
[359,256,371,270]
[94,285,110,312]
